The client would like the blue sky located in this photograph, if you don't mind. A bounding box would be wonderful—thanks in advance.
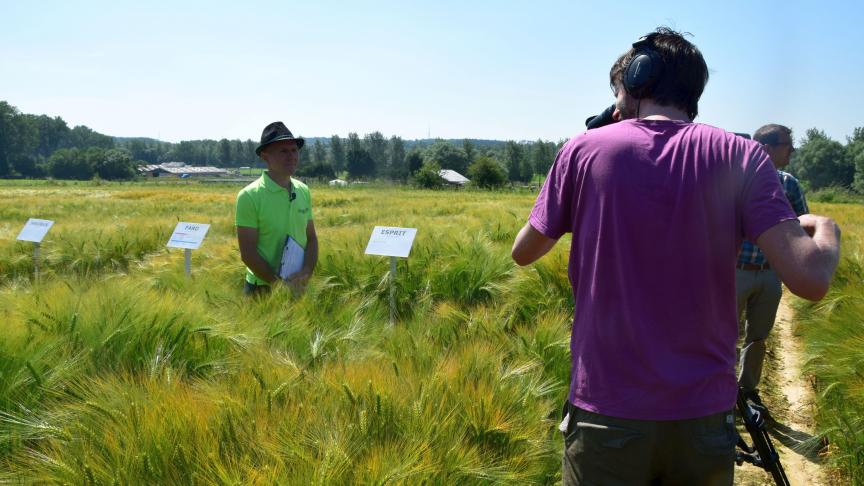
[1,0,861,144]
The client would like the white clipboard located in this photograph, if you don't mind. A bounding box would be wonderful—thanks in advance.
[278,236,305,279]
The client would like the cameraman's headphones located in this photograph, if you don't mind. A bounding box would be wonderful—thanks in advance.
[623,34,663,99]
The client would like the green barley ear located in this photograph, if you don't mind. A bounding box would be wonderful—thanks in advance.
[25,361,43,387]
[341,383,356,405]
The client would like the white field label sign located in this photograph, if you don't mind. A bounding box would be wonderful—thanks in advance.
[365,226,417,258]
[16,218,54,243]
[166,222,210,250]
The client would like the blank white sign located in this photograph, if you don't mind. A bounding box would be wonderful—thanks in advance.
[166,222,210,250]
[16,218,54,243]
[365,226,417,258]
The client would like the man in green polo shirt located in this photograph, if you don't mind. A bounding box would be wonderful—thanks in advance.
[236,121,318,295]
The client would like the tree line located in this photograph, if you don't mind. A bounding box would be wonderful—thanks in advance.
[2,100,864,192]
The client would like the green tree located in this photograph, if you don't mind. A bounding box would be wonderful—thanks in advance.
[364,131,387,176]
[174,141,197,164]
[346,147,375,179]
[30,114,70,157]
[95,149,137,180]
[311,139,327,166]
[467,156,507,189]
[48,148,94,180]
[244,140,258,165]
[504,141,526,182]
[304,160,336,179]
[413,160,444,189]
[11,154,45,178]
[233,140,245,165]
[219,138,232,166]
[127,139,148,161]
[424,141,469,174]
[530,140,555,177]
[406,149,424,175]
[0,101,18,177]
[389,136,406,180]
[463,139,476,165]
[789,129,853,190]
[0,102,38,176]
[347,132,362,154]
[64,125,114,150]
[329,135,346,173]
[848,128,864,193]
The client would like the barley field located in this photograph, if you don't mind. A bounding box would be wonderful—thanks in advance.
[792,201,864,484]
[0,180,861,484]
[0,180,572,484]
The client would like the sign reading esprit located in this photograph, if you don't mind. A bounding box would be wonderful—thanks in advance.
[364,226,417,258]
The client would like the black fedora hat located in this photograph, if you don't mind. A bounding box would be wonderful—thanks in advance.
[256,121,305,155]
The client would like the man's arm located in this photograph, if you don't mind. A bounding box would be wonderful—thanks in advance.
[237,226,279,284]
[756,214,841,301]
[512,222,558,266]
[287,220,318,284]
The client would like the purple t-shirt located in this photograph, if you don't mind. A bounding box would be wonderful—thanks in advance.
[529,119,796,420]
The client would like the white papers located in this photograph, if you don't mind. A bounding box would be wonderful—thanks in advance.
[278,236,305,279]
[364,226,417,258]
[166,222,210,249]
[16,219,54,243]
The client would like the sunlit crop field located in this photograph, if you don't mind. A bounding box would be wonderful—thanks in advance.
[0,180,574,484]
[793,201,864,484]
[1,180,861,484]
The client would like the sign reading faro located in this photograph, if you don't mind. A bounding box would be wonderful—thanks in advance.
[167,222,210,250]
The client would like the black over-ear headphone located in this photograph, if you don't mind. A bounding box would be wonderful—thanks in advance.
[623,35,663,99]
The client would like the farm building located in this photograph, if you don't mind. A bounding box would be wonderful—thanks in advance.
[438,169,470,186]
[138,162,229,178]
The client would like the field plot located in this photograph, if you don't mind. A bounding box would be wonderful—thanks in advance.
[792,202,864,484]
[0,181,573,484]
[1,181,861,485]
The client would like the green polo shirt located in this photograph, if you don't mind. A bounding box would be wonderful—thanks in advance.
[236,171,313,285]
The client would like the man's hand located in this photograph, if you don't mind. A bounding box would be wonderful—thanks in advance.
[285,269,311,292]
[757,216,841,301]
[798,214,839,239]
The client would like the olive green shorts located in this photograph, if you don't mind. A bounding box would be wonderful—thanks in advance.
[561,401,736,485]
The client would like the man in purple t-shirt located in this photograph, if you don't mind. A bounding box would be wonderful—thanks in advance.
[512,28,840,485]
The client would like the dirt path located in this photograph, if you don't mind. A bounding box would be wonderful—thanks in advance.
[735,295,829,485]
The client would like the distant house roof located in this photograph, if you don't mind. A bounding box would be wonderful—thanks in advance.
[138,164,162,173]
[438,169,470,185]
[137,162,228,176]
[160,166,228,175]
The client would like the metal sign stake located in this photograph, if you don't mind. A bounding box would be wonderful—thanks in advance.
[389,256,397,325]
[364,226,417,326]
[17,218,54,284]
[33,242,40,283]
[166,222,209,278]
